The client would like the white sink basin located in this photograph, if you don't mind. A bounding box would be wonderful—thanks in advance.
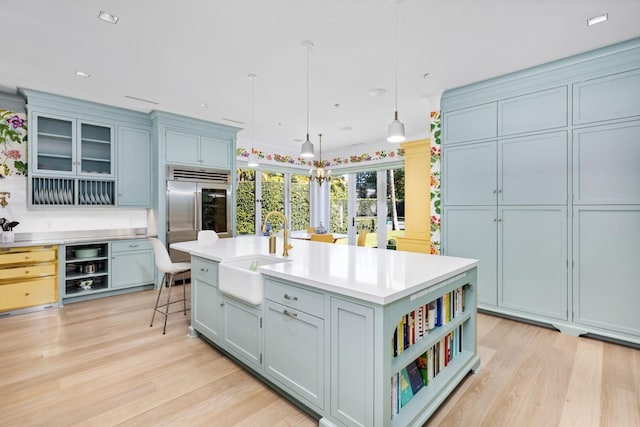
[218,255,289,305]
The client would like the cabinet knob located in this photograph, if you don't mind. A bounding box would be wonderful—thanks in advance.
[24,256,30,260]
[493,218,497,222]
[498,189,503,194]
[24,270,30,274]
[25,292,30,296]
[284,293,298,301]
[200,268,208,272]
[220,302,224,307]
[493,189,497,194]
[498,218,503,222]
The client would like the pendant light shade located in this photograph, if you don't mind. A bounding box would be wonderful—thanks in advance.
[300,135,314,158]
[387,111,406,143]
[387,0,406,143]
[300,41,315,158]
[247,151,259,167]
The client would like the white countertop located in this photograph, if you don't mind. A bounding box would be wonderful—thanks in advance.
[171,236,478,305]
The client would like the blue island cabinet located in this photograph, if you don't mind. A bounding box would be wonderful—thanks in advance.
[187,254,479,426]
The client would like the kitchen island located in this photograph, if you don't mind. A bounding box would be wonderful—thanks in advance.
[172,236,480,427]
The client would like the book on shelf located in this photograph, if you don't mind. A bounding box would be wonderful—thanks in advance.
[416,352,429,386]
[399,368,414,407]
[406,360,424,395]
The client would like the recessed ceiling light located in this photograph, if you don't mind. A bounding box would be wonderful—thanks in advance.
[199,103,208,108]
[334,103,340,108]
[98,10,119,24]
[75,70,90,78]
[293,138,303,143]
[368,88,386,97]
[422,73,431,79]
[587,13,608,26]
[341,126,352,131]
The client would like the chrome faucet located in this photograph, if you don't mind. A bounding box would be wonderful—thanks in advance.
[261,211,292,257]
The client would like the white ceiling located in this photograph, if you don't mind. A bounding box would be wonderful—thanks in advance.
[3,0,640,153]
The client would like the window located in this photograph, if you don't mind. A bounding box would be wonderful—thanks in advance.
[236,168,256,234]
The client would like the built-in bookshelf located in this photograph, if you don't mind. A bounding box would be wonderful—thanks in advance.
[384,275,479,426]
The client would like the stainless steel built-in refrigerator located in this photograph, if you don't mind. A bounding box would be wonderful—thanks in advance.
[166,167,232,271]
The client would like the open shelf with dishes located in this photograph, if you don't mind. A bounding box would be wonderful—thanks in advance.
[64,243,109,295]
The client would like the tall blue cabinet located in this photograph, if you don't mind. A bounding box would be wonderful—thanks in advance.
[441,37,640,344]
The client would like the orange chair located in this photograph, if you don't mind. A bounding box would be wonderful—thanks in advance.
[310,233,334,243]
[307,226,316,233]
[357,230,368,247]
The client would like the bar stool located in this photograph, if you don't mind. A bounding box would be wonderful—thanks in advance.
[149,238,191,334]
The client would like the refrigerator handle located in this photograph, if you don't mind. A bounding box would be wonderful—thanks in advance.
[195,190,202,231]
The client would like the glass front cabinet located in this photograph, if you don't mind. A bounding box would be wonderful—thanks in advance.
[32,113,114,177]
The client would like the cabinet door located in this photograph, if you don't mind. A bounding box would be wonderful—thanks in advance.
[573,207,640,337]
[117,126,152,207]
[193,278,223,344]
[499,206,568,320]
[32,113,75,175]
[573,121,640,204]
[200,136,231,169]
[443,206,498,306]
[111,250,155,288]
[498,86,567,136]
[443,102,497,145]
[442,141,497,205]
[264,300,324,411]
[223,297,262,370]
[166,130,200,165]
[78,121,114,176]
[330,297,374,427]
[499,132,567,205]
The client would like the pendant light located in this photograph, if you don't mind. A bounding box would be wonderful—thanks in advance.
[387,0,406,143]
[247,73,259,167]
[310,133,331,185]
[300,41,315,158]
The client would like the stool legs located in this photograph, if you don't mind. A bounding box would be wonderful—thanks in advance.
[150,271,189,334]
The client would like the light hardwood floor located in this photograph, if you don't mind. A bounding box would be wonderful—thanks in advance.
[0,289,638,426]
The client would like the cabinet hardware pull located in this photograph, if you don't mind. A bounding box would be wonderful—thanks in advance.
[129,244,139,248]
[220,302,224,307]
[283,309,297,318]
[200,268,208,272]
[25,292,30,296]
[25,256,30,260]
[24,270,30,274]
[284,293,298,301]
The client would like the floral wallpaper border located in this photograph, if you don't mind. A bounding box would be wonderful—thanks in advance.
[236,147,404,168]
[429,111,441,255]
[0,109,28,177]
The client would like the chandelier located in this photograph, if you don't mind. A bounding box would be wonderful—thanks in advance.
[310,133,331,185]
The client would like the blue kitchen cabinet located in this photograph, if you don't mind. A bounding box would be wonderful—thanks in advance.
[442,37,640,345]
[165,129,232,170]
[443,206,498,306]
[117,126,152,207]
[442,141,497,206]
[573,207,640,338]
[111,239,155,289]
[263,283,325,413]
[573,121,640,205]
[498,206,568,320]
[191,257,223,344]
[222,296,263,371]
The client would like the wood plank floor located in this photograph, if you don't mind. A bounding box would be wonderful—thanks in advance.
[0,289,638,426]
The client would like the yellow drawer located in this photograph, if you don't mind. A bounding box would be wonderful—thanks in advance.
[0,263,57,280]
[0,277,57,312]
[0,249,57,266]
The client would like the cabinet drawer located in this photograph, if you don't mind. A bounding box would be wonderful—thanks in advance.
[0,249,57,266]
[192,257,218,284]
[111,239,152,253]
[0,263,57,280]
[265,279,324,318]
[0,277,57,311]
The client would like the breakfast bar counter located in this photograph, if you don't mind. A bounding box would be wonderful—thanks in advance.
[172,236,480,427]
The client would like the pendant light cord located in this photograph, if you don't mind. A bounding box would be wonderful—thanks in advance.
[306,42,311,141]
[394,0,399,114]
[251,75,255,152]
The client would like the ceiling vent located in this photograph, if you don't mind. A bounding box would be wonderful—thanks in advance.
[168,166,230,184]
